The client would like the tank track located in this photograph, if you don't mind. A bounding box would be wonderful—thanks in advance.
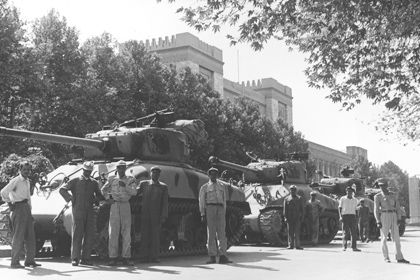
[258,208,339,246]
[94,199,246,258]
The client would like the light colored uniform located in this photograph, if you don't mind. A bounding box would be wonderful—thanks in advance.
[199,180,228,257]
[102,174,137,258]
[1,175,36,265]
[374,191,404,261]
[307,199,324,244]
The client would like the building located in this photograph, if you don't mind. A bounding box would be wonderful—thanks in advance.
[142,32,365,176]
[408,176,420,224]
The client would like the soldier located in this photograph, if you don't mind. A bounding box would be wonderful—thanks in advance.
[137,166,168,263]
[199,167,232,264]
[338,186,360,251]
[374,178,409,263]
[357,199,370,242]
[59,161,105,266]
[102,160,137,266]
[283,185,305,250]
[307,191,324,246]
[0,161,41,268]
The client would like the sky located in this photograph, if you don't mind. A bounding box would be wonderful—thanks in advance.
[9,0,420,176]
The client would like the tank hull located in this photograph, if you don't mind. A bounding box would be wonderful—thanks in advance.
[0,160,250,257]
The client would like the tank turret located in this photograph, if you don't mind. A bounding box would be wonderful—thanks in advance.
[209,153,339,247]
[0,111,250,258]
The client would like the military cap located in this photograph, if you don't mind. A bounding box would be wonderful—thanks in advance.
[116,160,126,167]
[289,185,297,190]
[310,191,317,196]
[82,161,94,171]
[208,167,219,174]
[150,166,161,172]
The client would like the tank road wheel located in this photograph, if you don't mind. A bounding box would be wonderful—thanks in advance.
[94,203,111,259]
[0,205,12,245]
[258,209,288,246]
[226,205,246,248]
[318,211,339,244]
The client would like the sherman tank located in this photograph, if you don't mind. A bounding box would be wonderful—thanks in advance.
[209,153,340,246]
[312,167,406,239]
[0,111,250,257]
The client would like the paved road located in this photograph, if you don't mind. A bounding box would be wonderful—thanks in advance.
[1,227,419,279]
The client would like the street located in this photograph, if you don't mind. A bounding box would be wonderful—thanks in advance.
[1,227,419,280]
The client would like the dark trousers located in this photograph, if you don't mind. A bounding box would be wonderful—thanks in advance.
[10,202,36,264]
[358,219,370,241]
[287,219,301,248]
[140,215,161,260]
[342,214,357,249]
[71,209,95,260]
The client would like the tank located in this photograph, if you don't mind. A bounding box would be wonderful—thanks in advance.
[208,153,340,246]
[312,167,406,239]
[0,111,250,257]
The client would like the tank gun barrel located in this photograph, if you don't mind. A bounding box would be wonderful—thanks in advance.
[209,156,260,175]
[0,126,105,150]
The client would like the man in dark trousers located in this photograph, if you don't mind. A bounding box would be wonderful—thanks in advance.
[199,167,232,264]
[357,199,370,242]
[137,166,168,263]
[59,161,105,266]
[338,186,360,251]
[1,161,41,268]
[283,185,305,250]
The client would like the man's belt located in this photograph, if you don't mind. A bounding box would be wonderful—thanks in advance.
[381,210,396,213]
[206,203,223,206]
[14,199,28,205]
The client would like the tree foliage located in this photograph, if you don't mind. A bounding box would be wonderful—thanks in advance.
[165,0,420,141]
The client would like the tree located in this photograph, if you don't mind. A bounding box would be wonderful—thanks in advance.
[165,0,420,141]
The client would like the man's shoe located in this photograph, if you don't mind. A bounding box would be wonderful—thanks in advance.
[71,259,79,266]
[107,258,118,266]
[80,259,93,266]
[10,262,25,269]
[385,258,391,263]
[352,248,361,252]
[219,255,232,264]
[121,258,134,266]
[287,246,294,249]
[295,247,304,250]
[24,262,42,267]
[342,247,347,251]
[397,259,410,264]
[206,256,216,264]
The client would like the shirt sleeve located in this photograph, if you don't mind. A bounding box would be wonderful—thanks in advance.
[198,184,206,216]
[59,178,74,203]
[223,182,228,209]
[395,195,402,220]
[374,195,381,223]
[0,177,17,202]
[127,177,138,196]
[101,179,111,199]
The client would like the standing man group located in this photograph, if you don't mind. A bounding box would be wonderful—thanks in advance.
[306,191,324,246]
[199,167,232,264]
[137,166,169,263]
[338,186,361,251]
[283,185,305,250]
[373,178,409,263]
[1,161,41,268]
[101,160,137,266]
[59,161,105,266]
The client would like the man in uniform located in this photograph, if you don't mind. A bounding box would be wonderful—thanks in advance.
[102,160,137,266]
[59,161,105,266]
[357,199,370,242]
[1,161,41,268]
[374,178,409,263]
[306,191,324,246]
[338,186,360,251]
[137,166,168,263]
[283,185,305,250]
[199,167,232,264]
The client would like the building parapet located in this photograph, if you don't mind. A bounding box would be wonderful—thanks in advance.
[241,78,292,98]
[141,32,223,62]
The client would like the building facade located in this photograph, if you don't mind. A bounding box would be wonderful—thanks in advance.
[408,177,420,224]
[142,32,365,177]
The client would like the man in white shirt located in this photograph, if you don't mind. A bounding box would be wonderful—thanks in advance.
[338,186,360,251]
[0,161,41,268]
